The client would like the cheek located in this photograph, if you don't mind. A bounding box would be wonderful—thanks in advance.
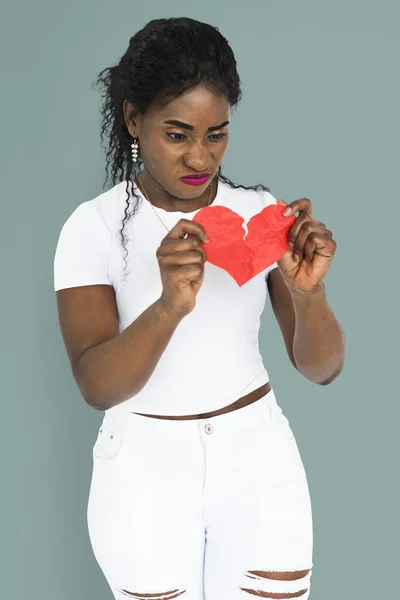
[144,137,178,166]
[218,136,229,155]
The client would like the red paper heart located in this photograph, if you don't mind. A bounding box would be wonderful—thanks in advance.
[192,204,296,286]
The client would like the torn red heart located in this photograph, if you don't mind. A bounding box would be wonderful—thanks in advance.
[192,203,296,286]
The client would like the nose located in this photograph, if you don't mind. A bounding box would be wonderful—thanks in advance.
[184,143,212,171]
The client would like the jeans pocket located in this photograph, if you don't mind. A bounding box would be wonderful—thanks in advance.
[264,392,293,437]
[92,412,132,461]
[260,395,308,487]
[92,425,123,460]
[268,399,294,440]
[279,414,295,440]
[269,403,307,466]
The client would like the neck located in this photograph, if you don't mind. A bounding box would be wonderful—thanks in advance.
[136,171,216,213]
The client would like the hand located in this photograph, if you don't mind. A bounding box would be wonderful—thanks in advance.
[156,219,209,319]
[275,197,337,293]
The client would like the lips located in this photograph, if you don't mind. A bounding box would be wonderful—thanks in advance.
[181,173,209,178]
[181,174,210,186]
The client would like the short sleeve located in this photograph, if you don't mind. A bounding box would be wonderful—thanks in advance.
[261,190,279,279]
[53,202,112,291]
[266,261,279,278]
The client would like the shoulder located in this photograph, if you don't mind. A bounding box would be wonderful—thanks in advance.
[86,180,130,228]
[58,180,132,239]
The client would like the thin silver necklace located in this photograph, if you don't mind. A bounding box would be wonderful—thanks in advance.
[137,173,214,232]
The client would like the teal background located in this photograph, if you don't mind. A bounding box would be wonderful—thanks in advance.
[1,1,399,598]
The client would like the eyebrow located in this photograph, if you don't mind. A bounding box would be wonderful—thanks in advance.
[162,119,230,132]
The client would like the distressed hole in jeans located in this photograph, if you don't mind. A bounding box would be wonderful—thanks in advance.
[240,591,308,598]
[240,568,310,598]
[247,569,310,580]
[117,588,186,599]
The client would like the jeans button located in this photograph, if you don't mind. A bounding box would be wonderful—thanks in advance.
[204,423,213,434]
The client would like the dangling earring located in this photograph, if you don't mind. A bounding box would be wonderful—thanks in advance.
[131,137,139,163]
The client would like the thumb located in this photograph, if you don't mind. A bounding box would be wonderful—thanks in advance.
[276,197,289,208]
[276,198,292,247]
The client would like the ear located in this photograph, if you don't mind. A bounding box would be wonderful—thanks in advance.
[123,100,141,137]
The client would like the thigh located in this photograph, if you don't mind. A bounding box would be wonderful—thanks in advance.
[203,398,314,599]
[87,412,206,599]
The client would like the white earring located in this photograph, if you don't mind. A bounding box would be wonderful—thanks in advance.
[131,137,139,163]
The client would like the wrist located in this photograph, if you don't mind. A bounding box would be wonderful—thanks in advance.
[286,281,326,303]
[154,298,185,323]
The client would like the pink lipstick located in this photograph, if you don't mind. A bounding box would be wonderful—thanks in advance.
[180,174,210,186]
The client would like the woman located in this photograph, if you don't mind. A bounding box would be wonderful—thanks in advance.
[54,17,345,600]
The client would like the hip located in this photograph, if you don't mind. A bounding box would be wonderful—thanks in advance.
[90,386,308,490]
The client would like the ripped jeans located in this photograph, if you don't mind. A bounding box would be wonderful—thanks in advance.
[87,388,314,599]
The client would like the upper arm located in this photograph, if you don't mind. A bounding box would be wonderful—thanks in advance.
[56,284,119,396]
[53,199,116,398]
[266,267,298,370]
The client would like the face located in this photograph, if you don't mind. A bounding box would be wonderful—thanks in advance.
[123,84,230,201]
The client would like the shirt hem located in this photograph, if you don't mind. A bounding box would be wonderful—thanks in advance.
[104,371,271,418]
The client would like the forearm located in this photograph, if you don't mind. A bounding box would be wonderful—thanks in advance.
[77,299,183,410]
[290,282,346,385]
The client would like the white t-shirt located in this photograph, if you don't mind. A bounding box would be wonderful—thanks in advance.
[54,178,279,417]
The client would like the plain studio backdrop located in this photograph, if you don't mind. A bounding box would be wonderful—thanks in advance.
[1,1,399,599]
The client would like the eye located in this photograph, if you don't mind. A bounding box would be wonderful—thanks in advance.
[167,132,186,141]
[209,133,226,141]
[167,132,227,142]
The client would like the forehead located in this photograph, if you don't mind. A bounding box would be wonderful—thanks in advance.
[151,84,230,125]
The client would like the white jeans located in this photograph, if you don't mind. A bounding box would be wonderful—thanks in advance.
[87,388,314,599]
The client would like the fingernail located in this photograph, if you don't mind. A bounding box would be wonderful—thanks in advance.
[204,235,210,243]
[294,253,300,262]
[283,207,292,216]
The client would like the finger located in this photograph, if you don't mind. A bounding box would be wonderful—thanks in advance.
[293,222,328,260]
[157,237,207,262]
[283,197,312,217]
[287,212,310,244]
[159,248,207,267]
[304,232,336,261]
[290,219,332,247]
[276,197,289,208]
[304,237,317,262]
[165,218,209,243]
